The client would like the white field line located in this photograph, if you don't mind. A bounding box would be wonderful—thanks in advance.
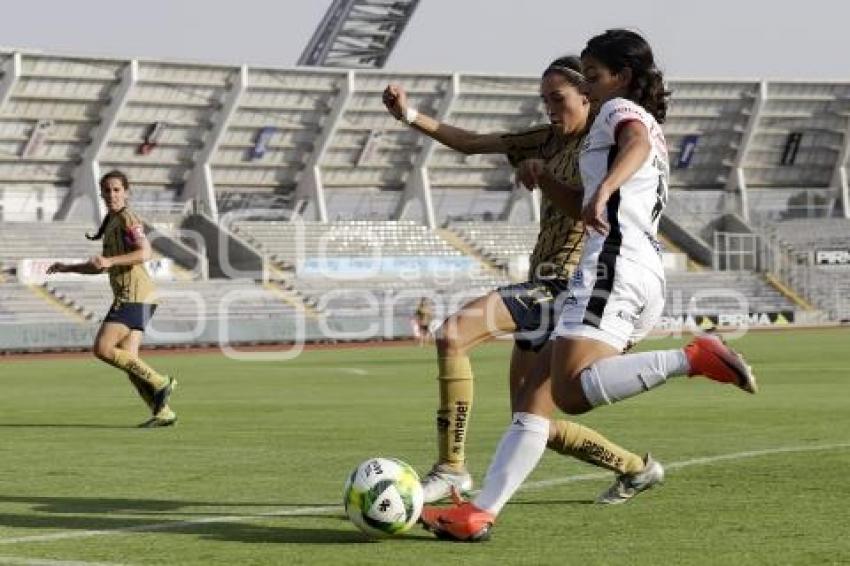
[0,556,126,566]
[339,368,368,376]
[1,442,848,546]
[516,441,850,492]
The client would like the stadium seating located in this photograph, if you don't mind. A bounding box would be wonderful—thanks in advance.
[665,80,759,189]
[0,221,101,271]
[44,279,298,322]
[231,220,464,269]
[212,67,343,201]
[743,82,850,189]
[448,220,538,269]
[429,75,542,221]
[0,281,81,323]
[758,218,850,320]
[292,273,508,319]
[2,46,849,352]
[806,268,850,321]
[663,189,728,239]
[100,61,234,195]
[768,218,850,251]
[0,53,123,196]
[664,271,796,315]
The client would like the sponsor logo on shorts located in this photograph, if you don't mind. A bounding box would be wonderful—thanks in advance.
[616,309,639,323]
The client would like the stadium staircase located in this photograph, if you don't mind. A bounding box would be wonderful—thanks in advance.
[435,227,503,274]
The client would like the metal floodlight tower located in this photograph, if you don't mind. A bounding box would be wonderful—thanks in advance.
[298,0,419,68]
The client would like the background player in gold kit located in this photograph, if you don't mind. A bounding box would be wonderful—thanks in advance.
[414,297,435,346]
[384,56,655,503]
[48,170,177,427]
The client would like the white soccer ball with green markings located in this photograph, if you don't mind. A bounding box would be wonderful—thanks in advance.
[344,457,424,537]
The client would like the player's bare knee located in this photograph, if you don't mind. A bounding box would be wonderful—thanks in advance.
[93,343,113,362]
[553,378,591,415]
[435,326,467,357]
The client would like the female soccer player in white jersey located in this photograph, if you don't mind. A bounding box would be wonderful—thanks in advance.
[384,57,670,505]
[420,29,758,542]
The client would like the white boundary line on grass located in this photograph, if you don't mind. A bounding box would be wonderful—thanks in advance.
[514,441,850,492]
[0,556,125,566]
[339,368,368,376]
[1,441,848,546]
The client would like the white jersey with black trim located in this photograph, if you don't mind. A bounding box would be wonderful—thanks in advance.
[579,97,669,280]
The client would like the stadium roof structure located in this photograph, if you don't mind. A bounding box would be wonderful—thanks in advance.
[297,0,419,69]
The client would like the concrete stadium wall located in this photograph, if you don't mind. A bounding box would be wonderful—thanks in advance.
[0,316,416,352]
[660,215,713,266]
[182,214,265,280]
[146,222,209,279]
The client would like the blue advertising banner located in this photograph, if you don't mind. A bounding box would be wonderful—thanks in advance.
[676,134,699,169]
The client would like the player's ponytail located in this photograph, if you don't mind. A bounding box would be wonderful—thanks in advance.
[582,29,670,124]
[86,169,130,240]
[85,215,110,241]
[638,66,668,124]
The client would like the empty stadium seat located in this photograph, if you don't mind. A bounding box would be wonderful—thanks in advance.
[44,279,298,322]
[231,220,465,269]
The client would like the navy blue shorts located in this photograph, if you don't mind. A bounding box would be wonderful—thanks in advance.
[104,302,157,331]
[497,278,571,352]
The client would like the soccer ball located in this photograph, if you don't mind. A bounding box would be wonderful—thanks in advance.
[343,457,424,537]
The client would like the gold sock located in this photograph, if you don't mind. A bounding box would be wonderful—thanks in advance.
[127,373,155,411]
[548,420,644,475]
[112,349,167,390]
[437,356,474,471]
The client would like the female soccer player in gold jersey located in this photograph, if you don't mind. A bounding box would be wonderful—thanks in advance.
[48,170,177,427]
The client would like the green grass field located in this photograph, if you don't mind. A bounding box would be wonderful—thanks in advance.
[1,329,849,565]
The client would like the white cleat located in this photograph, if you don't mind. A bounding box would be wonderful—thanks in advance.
[421,464,473,504]
[596,454,664,505]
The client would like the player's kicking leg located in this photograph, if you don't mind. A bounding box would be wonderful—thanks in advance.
[423,291,519,503]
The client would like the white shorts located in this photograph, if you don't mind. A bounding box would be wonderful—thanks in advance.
[552,254,665,351]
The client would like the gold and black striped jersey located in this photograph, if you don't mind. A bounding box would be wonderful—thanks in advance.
[502,126,585,279]
[102,208,156,305]
[415,303,434,325]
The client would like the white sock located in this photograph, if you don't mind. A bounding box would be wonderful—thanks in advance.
[580,349,689,408]
[473,412,549,516]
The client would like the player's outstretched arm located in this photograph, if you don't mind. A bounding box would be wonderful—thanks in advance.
[382,84,507,155]
[46,261,104,275]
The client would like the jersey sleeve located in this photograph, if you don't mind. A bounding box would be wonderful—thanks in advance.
[597,98,650,145]
[501,126,552,166]
[119,210,147,249]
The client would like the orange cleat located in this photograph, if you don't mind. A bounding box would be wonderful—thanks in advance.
[419,488,495,542]
[684,332,757,394]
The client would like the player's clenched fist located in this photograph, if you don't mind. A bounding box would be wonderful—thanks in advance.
[382,84,407,120]
[516,159,546,191]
